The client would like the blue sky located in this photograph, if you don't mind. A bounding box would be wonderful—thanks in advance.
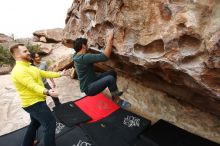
[0,0,73,38]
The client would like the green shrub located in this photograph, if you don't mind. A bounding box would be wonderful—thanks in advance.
[0,45,14,66]
[26,43,41,54]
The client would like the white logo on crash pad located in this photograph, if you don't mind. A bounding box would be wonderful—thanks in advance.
[55,122,65,134]
[123,115,140,127]
[73,140,92,146]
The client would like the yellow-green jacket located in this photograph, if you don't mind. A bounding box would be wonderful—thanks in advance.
[11,61,61,107]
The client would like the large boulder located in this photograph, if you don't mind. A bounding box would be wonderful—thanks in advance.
[63,0,220,117]
[0,33,13,43]
[31,42,55,54]
[33,28,64,43]
[42,43,75,71]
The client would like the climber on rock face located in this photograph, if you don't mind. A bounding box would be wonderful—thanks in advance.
[72,30,131,109]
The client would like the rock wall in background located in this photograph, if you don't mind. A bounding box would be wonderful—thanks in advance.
[33,28,64,43]
[0,33,13,43]
[63,0,220,142]
[64,0,220,115]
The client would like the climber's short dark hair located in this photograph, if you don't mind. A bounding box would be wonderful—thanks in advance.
[73,38,88,52]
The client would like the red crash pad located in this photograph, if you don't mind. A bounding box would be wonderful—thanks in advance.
[74,93,119,122]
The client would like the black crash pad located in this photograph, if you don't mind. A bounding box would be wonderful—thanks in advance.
[53,101,91,127]
[140,119,220,146]
[0,120,73,146]
[81,108,151,146]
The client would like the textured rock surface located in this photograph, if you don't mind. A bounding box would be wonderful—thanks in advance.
[64,0,220,117]
[42,43,74,71]
[33,28,64,43]
[0,33,13,43]
[31,42,54,54]
[63,0,220,143]
[116,73,220,144]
